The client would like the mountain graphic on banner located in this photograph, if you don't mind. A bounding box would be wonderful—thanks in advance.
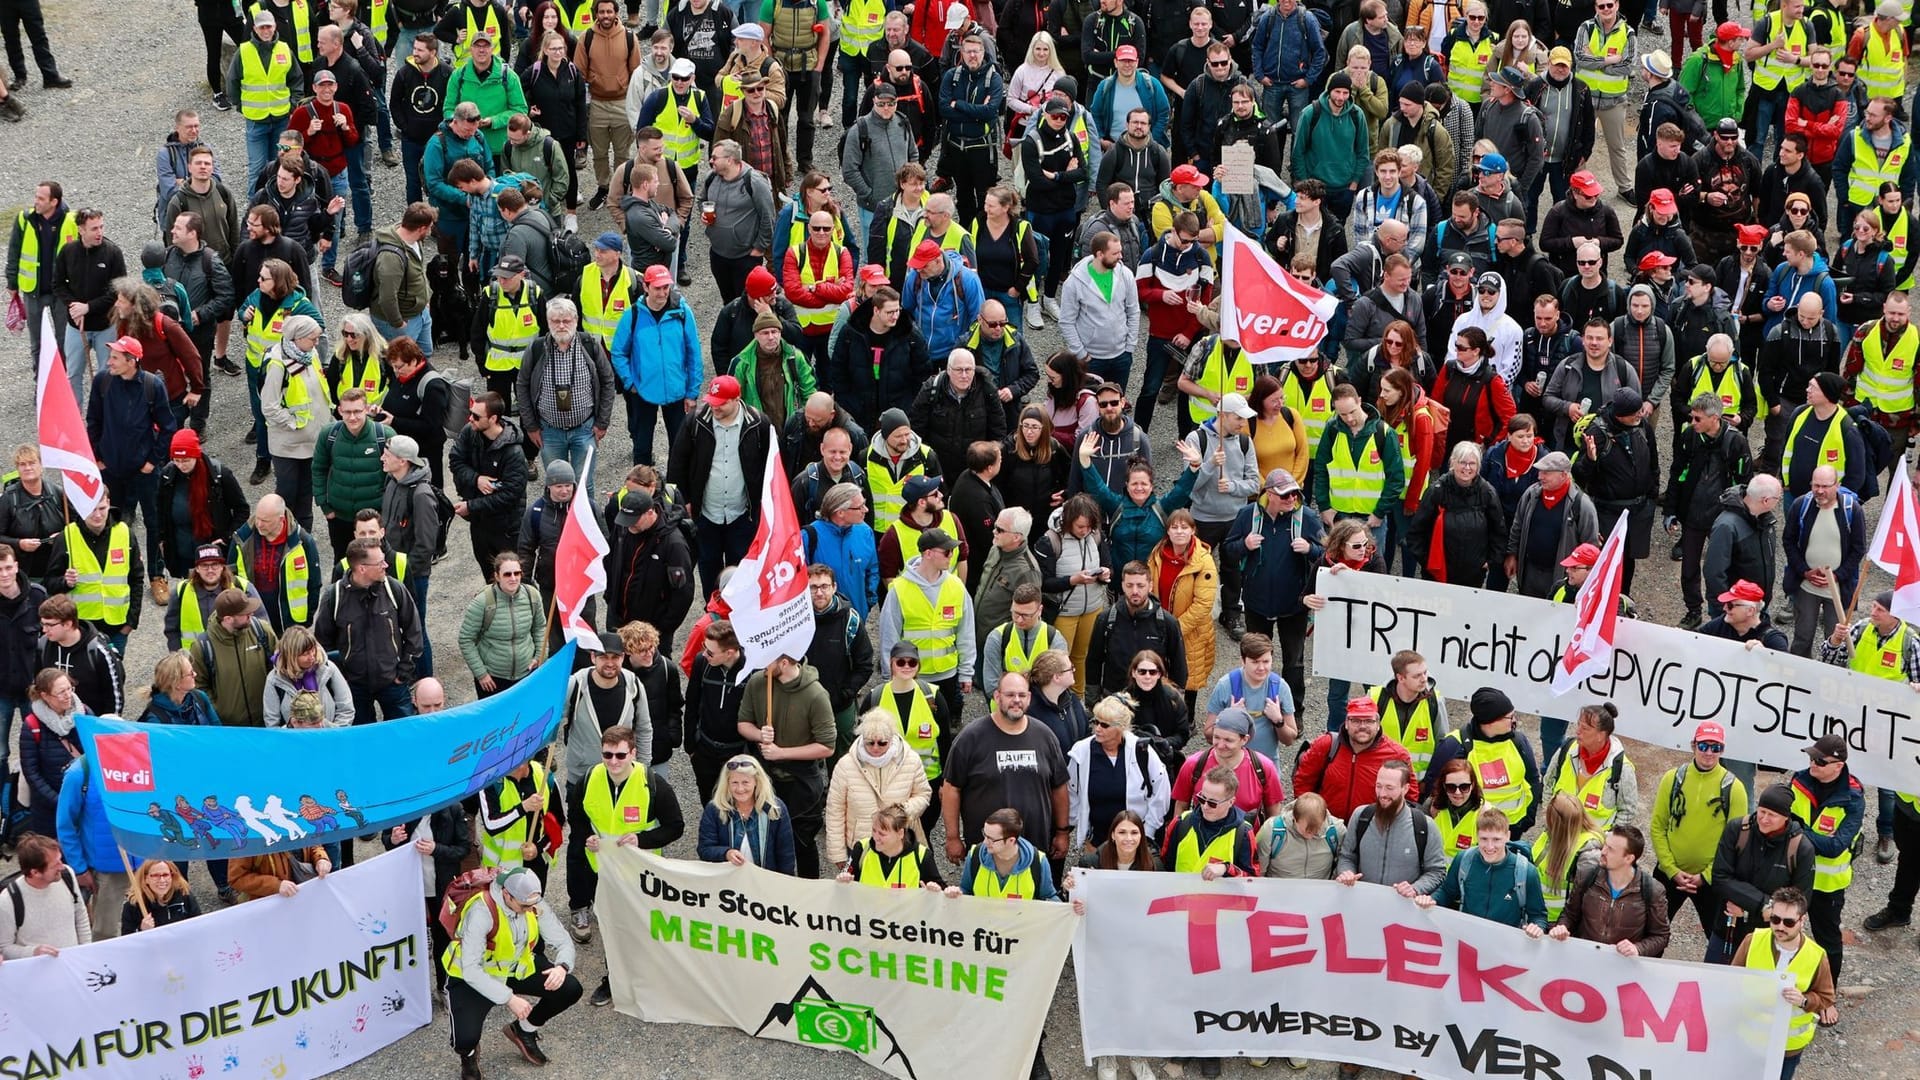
[752,975,919,1078]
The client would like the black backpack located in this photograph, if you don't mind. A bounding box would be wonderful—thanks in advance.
[1847,404,1893,500]
[549,228,593,285]
[424,478,457,561]
[1350,803,1433,867]
[2,865,81,925]
[342,240,406,310]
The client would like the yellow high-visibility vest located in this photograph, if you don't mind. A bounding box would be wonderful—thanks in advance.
[332,352,389,405]
[174,581,211,649]
[452,2,504,63]
[64,522,133,626]
[1790,780,1859,892]
[1531,830,1602,921]
[1548,748,1627,831]
[792,244,849,329]
[1370,685,1440,774]
[1781,406,1849,477]
[865,448,930,537]
[1687,356,1761,418]
[1454,731,1533,824]
[655,87,706,168]
[480,763,547,868]
[967,849,1039,898]
[1576,21,1631,96]
[1862,25,1909,101]
[874,682,942,779]
[1001,621,1053,677]
[1751,16,1811,92]
[1448,32,1497,104]
[441,890,539,980]
[1857,321,1919,413]
[249,1,314,63]
[1188,340,1254,423]
[237,39,295,120]
[1434,804,1478,857]
[1172,814,1241,874]
[1324,427,1390,514]
[885,509,959,568]
[578,265,634,347]
[856,843,924,887]
[246,303,291,369]
[581,763,654,872]
[235,539,313,623]
[1282,368,1336,454]
[10,210,76,294]
[888,573,967,678]
[1847,126,1914,207]
[1743,929,1827,1053]
[840,0,887,56]
[369,0,390,45]
[483,283,542,372]
[268,354,318,429]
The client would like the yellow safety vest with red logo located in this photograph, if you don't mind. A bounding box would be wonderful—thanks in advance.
[1370,684,1440,774]
[1790,779,1859,892]
[1856,320,1919,414]
[64,522,134,626]
[1548,744,1628,831]
[1743,929,1827,1053]
[483,283,543,372]
[889,573,967,678]
[1282,369,1336,454]
[1780,406,1849,478]
[1433,804,1478,856]
[1325,426,1390,515]
[235,538,313,623]
[1451,730,1533,823]
[581,762,654,872]
[1189,339,1254,423]
[579,265,634,347]
[874,680,942,779]
[332,352,389,404]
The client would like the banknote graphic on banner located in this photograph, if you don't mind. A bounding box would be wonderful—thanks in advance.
[0,847,431,1080]
[1312,571,1920,793]
[596,847,1075,1078]
[76,644,574,860]
[1074,873,1790,1078]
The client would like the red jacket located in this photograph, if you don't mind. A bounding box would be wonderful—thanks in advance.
[1291,730,1415,822]
[781,243,855,335]
[132,311,207,401]
[1430,362,1517,446]
[1784,89,1848,165]
[286,100,361,176]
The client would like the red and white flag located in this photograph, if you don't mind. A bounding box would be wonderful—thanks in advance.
[1869,455,1920,623]
[1552,512,1631,695]
[34,310,104,519]
[553,447,612,645]
[719,441,814,680]
[1218,224,1338,365]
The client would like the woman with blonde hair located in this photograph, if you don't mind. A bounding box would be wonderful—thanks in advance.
[325,312,391,411]
[1490,20,1546,82]
[262,625,355,727]
[696,755,797,874]
[1028,648,1092,750]
[1006,31,1066,140]
[824,712,932,868]
[1146,508,1219,716]
[836,804,949,890]
[122,859,201,932]
[137,651,221,726]
[1531,791,1605,922]
[1066,696,1172,851]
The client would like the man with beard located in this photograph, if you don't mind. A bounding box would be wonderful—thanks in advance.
[1571,385,1662,592]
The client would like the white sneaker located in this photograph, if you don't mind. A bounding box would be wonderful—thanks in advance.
[569,907,593,942]
[564,212,579,234]
[1043,296,1062,320]
[1129,1061,1159,1080]
[1027,304,1046,330]
[1097,1058,1120,1080]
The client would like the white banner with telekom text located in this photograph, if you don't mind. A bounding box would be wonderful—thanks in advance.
[1074,873,1790,1078]
[0,847,431,1080]
[597,847,1077,1079]
[1313,571,1920,793]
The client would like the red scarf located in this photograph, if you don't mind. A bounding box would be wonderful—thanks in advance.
[1539,484,1568,510]
[1714,42,1736,73]
[1579,741,1609,777]
[1428,506,1449,582]
[1156,543,1189,606]
[1503,443,1537,479]
[185,454,213,540]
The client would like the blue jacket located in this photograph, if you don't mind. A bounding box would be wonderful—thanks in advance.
[1252,4,1326,87]
[86,369,176,476]
[139,688,223,726]
[901,252,984,360]
[421,120,496,223]
[939,61,1006,142]
[1783,487,1868,600]
[1088,72,1172,145]
[57,755,138,876]
[610,293,703,407]
[1430,844,1546,929]
[1222,501,1326,620]
[697,800,799,875]
[1760,255,1838,337]
[959,836,1057,899]
[1078,459,1196,568]
[804,517,881,621]
[1788,766,1867,869]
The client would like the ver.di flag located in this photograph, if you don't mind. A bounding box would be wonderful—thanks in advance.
[35,308,105,517]
[553,446,612,644]
[1218,224,1337,365]
[719,440,814,678]
[1552,511,1631,695]
[1868,455,1920,623]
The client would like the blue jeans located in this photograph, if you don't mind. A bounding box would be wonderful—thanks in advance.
[372,79,394,154]
[401,137,427,205]
[349,680,417,724]
[1538,716,1569,764]
[408,573,433,676]
[372,308,433,351]
[625,393,688,466]
[246,360,269,464]
[837,50,869,128]
[1750,91,1787,163]
[63,326,110,408]
[540,423,596,479]
[695,512,758,597]
[858,205,875,240]
[346,144,373,233]
[322,170,352,270]
[1088,350,1133,393]
[1881,786,1898,839]
[246,117,283,188]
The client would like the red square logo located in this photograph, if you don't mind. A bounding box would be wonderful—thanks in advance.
[1479,759,1512,789]
[94,732,155,792]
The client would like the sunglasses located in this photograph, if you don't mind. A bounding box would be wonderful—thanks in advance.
[1447,267,1471,275]
[1576,259,1600,266]
[893,657,920,667]
[724,759,758,772]
[1695,741,1725,753]
[1738,244,1761,251]
[468,411,485,421]
[601,750,630,760]
[1134,667,1160,676]
[1810,756,1838,767]
[1091,719,1116,729]
[1193,794,1228,809]
[1444,782,1475,793]
[1767,914,1801,928]
[1208,60,1232,68]
[498,570,522,577]
[1098,398,1125,408]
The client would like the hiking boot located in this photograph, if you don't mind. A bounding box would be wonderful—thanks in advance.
[42,74,72,89]
[1670,539,1684,561]
[323,267,344,287]
[1679,610,1701,630]
[590,977,612,1007]
[150,578,171,607]
[1618,188,1636,204]
[1864,907,1911,930]
[381,148,400,167]
[249,460,270,485]
[1877,835,1897,864]
[458,1049,483,1080]
[588,185,609,211]
[212,92,233,111]
[569,906,593,943]
[502,1022,548,1065]
[1218,612,1245,641]
[0,97,23,122]
[1157,379,1179,405]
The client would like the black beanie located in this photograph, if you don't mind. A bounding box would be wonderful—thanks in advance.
[1470,687,1514,724]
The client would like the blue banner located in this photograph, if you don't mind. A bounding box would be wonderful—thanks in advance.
[76,645,574,860]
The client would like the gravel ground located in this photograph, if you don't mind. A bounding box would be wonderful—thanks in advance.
[4,4,1920,1078]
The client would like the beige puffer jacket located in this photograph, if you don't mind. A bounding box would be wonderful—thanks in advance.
[823,747,933,866]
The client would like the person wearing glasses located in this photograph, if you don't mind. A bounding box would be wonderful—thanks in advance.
[825,711,932,868]
[457,552,544,698]
[1732,887,1835,1077]
[699,752,798,875]
[314,537,422,722]
[1541,173,1625,286]
[578,723,684,1001]
[445,864,583,1075]
[837,803,948,893]
[859,641,951,835]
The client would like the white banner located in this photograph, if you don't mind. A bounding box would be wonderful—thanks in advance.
[1314,571,1920,793]
[1074,873,1789,1078]
[0,847,431,1080]
[598,847,1076,1078]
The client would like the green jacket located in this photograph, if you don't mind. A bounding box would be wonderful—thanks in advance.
[311,418,393,517]
[1309,404,1406,520]
[456,581,546,682]
[443,57,527,156]
[498,123,571,217]
[728,341,818,423]
[1292,91,1372,190]
[1677,47,1747,132]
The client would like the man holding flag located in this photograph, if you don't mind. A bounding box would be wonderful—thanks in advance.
[1858,454,1920,863]
[33,309,107,526]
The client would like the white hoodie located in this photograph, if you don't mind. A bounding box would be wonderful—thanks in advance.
[1450,274,1525,386]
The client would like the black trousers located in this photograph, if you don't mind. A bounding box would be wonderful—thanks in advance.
[1678,523,1710,616]
[711,251,762,303]
[1808,886,1846,981]
[770,763,825,878]
[940,138,997,225]
[448,969,583,1053]
[1886,804,1920,917]
[0,0,58,83]
[473,516,515,583]
[1654,868,1720,946]
[565,779,597,912]
[1195,519,1240,618]
[780,65,821,169]
[325,513,357,574]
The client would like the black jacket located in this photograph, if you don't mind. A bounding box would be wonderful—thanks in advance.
[1703,485,1778,615]
[0,477,67,580]
[1665,424,1752,531]
[1571,414,1661,508]
[909,371,1008,489]
[517,58,588,144]
[634,654,684,766]
[949,470,1005,592]
[685,653,751,756]
[0,581,48,698]
[992,446,1069,545]
[36,623,127,717]
[1492,247,1565,312]
[1407,475,1507,585]
[450,418,529,529]
[389,56,454,143]
[829,300,933,433]
[1712,815,1817,930]
[805,595,876,714]
[313,573,423,687]
[155,456,250,565]
[51,239,128,333]
[779,407,868,481]
[1539,196,1623,278]
[666,402,774,521]
[382,362,454,486]
[605,516,697,637]
[1085,597,1189,696]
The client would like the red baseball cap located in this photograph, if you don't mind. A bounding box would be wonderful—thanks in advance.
[858,263,890,287]
[1115,45,1139,62]
[1637,250,1678,271]
[110,335,144,359]
[908,239,944,271]
[1345,697,1379,720]
[1693,721,1727,745]
[1715,20,1747,41]
[1170,163,1210,188]
[1717,579,1766,605]
[1569,170,1602,197]
[704,375,742,407]
[642,264,673,289]
[1560,543,1600,568]
[1648,188,1678,214]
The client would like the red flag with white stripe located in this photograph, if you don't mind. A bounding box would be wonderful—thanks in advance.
[553,447,611,645]
[34,310,104,518]
[719,440,815,680]
[1552,511,1631,695]
[1869,455,1920,623]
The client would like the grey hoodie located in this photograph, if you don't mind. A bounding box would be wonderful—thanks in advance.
[877,556,977,682]
[1475,93,1545,195]
[499,206,557,295]
[1180,420,1263,525]
[1336,800,1448,894]
[1058,254,1141,361]
[843,111,919,212]
[704,164,776,260]
[381,464,440,581]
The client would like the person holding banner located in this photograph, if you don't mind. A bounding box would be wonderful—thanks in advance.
[228,841,331,901]
[1818,590,1920,863]
[581,723,684,1003]
[1731,886,1835,1079]
[698,753,799,875]
[1550,824,1670,956]
[445,866,584,1076]
[120,859,202,934]
[1423,757,1485,860]
[836,803,946,891]
[480,755,563,880]
[1423,687,1541,838]
[1415,805,1547,934]
[737,655,837,879]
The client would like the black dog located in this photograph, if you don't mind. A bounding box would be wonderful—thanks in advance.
[427,254,474,363]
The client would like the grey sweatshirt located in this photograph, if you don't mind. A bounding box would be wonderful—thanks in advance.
[1180,422,1263,525]
[704,164,775,260]
[1058,255,1141,361]
[455,884,575,1004]
[1336,800,1449,894]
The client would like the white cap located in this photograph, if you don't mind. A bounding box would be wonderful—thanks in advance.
[670,57,696,77]
[1220,392,1258,419]
[946,2,968,27]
